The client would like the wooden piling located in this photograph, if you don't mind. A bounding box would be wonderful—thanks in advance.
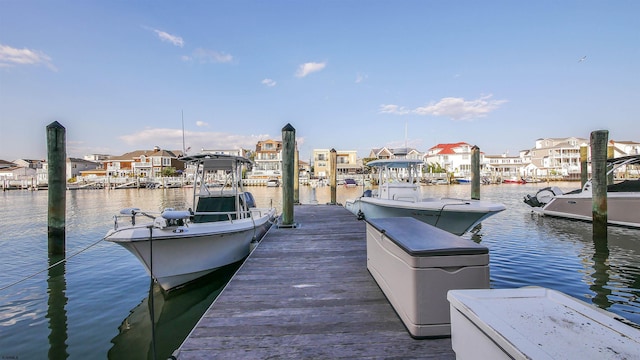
[281,124,296,226]
[294,150,300,204]
[590,130,608,238]
[471,145,480,200]
[580,145,588,188]
[47,121,66,255]
[329,148,337,204]
[280,124,296,227]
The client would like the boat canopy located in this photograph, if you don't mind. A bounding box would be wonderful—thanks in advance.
[367,159,424,168]
[179,154,253,171]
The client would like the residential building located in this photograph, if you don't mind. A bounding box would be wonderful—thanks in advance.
[251,140,283,179]
[67,158,101,179]
[12,159,44,169]
[526,137,588,178]
[368,147,421,160]
[611,140,640,157]
[423,142,477,177]
[105,147,184,178]
[484,154,525,179]
[312,149,359,178]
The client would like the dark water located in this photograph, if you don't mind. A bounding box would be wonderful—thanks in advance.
[0,183,639,359]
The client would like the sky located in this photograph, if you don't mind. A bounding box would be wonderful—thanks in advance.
[1,1,638,162]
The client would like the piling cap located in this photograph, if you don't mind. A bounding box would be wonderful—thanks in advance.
[282,123,295,131]
[47,121,65,130]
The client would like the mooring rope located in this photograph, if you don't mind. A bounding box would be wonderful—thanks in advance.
[0,237,106,292]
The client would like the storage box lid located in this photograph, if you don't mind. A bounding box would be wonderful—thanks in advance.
[448,287,640,359]
[366,217,488,256]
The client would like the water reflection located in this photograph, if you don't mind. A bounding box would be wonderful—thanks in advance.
[534,216,640,323]
[108,261,241,360]
[46,254,68,359]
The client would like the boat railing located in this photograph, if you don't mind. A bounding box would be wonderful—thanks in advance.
[112,208,159,230]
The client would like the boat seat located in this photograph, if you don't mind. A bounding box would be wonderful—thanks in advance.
[192,195,237,223]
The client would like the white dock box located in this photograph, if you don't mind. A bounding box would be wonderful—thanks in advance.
[366,217,489,338]
[448,287,640,359]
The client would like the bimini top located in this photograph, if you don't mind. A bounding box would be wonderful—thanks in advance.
[367,158,424,168]
[607,154,640,167]
[179,153,253,170]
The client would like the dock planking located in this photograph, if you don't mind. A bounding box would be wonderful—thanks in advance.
[176,205,455,359]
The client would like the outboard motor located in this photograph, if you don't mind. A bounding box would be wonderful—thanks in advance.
[523,186,564,207]
[243,192,257,208]
[523,194,541,207]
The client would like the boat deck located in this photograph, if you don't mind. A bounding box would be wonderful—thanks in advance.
[176,205,454,359]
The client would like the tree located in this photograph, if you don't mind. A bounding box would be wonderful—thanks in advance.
[161,167,177,177]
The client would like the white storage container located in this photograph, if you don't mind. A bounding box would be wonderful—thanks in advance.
[448,287,640,359]
[366,217,489,338]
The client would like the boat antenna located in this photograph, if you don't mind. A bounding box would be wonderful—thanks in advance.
[181,110,186,156]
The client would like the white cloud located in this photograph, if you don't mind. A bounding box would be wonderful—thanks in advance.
[262,78,277,87]
[379,104,410,115]
[196,121,208,127]
[381,95,507,120]
[119,128,270,153]
[153,29,184,47]
[0,44,57,71]
[295,61,326,78]
[183,48,233,63]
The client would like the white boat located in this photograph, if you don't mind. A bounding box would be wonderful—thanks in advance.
[266,178,280,187]
[344,159,506,235]
[104,154,277,291]
[524,155,640,228]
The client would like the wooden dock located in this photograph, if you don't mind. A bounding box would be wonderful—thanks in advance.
[176,205,455,359]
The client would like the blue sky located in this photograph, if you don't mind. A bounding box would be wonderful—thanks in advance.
[1,1,638,162]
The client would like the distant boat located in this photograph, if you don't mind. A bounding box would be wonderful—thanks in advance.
[503,177,526,184]
[344,159,506,235]
[524,155,640,229]
[104,154,277,291]
[344,178,358,187]
[455,177,471,184]
[266,178,280,187]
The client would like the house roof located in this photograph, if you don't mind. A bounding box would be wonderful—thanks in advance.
[428,142,471,155]
[108,149,180,161]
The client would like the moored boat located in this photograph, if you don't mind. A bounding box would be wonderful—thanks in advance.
[104,154,277,291]
[344,159,506,235]
[524,155,640,228]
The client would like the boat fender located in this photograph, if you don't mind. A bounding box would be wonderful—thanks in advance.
[119,207,140,215]
[162,210,191,220]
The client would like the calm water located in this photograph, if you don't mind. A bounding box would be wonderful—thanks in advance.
[1,183,639,359]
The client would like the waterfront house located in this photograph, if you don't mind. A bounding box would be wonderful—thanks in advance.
[313,149,360,178]
[368,147,421,160]
[484,154,525,179]
[423,142,477,178]
[0,162,37,188]
[105,147,184,178]
[13,159,44,169]
[250,140,283,179]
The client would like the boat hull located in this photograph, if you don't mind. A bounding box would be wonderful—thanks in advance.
[537,192,640,228]
[105,211,274,290]
[345,198,505,235]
